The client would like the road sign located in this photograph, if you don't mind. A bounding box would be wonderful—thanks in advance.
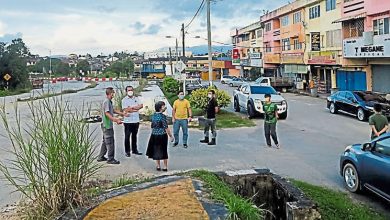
[175,60,186,72]
[3,74,11,81]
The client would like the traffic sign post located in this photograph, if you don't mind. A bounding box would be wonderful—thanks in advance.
[175,61,187,95]
[3,74,11,90]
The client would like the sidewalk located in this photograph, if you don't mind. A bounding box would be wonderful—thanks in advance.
[293,90,329,100]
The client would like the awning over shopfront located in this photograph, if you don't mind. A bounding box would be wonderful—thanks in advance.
[332,13,366,23]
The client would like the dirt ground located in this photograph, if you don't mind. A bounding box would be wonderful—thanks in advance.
[84,178,209,220]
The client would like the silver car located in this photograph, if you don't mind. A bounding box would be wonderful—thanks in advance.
[229,78,245,87]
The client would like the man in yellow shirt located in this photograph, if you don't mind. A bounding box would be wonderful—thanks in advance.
[172,91,192,148]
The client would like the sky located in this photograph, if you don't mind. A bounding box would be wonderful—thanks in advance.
[0,0,286,56]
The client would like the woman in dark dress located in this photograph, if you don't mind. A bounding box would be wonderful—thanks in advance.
[146,101,173,171]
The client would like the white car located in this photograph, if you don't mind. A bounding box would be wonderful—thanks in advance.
[221,75,236,84]
[233,84,288,119]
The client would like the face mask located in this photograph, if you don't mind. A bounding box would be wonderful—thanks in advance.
[127,91,134,96]
[208,94,212,99]
[178,95,184,100]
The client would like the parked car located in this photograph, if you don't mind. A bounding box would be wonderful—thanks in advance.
[254,77,294,92]
[327,91,390,121]
[185,79,207,93]
[340,133,390,202]
[229,78,245,87]
[233,84,288,119]
[220,75,236,84]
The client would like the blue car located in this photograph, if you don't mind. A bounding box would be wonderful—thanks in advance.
[327,91,390,121]
[340,133,390,202]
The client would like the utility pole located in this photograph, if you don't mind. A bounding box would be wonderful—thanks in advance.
[169,47,173,76]
[181,23,186,59]
[48,49,52,93]
[207,0,213,86]
[181,23,187,95]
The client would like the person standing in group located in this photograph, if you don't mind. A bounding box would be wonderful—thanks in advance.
[172,91,192,148]
[369,104,388,140]
[98,87,126,165]
[263,93,280,149]
[122,85,143,157]
[200,90,219,145]
[146,101,174,171]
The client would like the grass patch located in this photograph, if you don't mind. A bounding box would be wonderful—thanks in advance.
[291,180,386,220]
[189,170,263,220]
[17,82,97,102]
[215,110,255,128]
[112,175,151,189]
[0,87,31,97]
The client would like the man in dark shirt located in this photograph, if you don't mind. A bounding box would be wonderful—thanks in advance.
[200,90,219,145]
[369,104,388,139]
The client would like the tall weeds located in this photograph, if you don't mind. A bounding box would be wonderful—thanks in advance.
[0,97,101,219]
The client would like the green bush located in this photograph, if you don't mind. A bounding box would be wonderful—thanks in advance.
[189,87,231,110]
[162,77,180,94]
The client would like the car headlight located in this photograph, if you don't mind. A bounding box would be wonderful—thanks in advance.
[254,99,263,106]
[281,100,287,106]
[366,106,374,111]
[345,145,352,152]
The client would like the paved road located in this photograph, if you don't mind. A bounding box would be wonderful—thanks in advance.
[0,81,389,215]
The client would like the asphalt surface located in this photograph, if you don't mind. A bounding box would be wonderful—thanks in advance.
[0,81,389,215]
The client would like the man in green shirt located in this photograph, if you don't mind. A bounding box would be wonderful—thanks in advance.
[263,94,280,148]
[369,104,388,140]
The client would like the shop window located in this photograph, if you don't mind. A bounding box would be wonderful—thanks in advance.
[282,38,291,51]
[265,44,271,52]
[374,18,390,35]
[256,29,263,38]
[343,19,364,38]
[265,23,272,32]
[326,0,336,11]
[281,15,289,26]
[309,5,321,19]
[326,29,342,47]
[293,38,301,50]
[293,12,302,24]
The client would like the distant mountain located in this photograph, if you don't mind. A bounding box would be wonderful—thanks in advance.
[188,45,232,55]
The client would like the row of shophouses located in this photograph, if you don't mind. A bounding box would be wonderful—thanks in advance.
[232,0,390,94]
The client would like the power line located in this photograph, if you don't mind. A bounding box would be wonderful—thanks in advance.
[184,0,205,31]
[187,31,307,49]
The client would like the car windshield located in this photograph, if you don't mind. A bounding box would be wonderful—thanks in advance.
[250,86,277,94]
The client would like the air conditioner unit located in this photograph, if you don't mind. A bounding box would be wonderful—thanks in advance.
[363,31,374,46]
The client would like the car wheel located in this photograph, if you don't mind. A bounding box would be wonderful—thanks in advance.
[329,102,338,114]
[343,163,360,193]
[247,103,255,119]
[234,98,240,112]
[357,108,366,121]
[279,111,288,119]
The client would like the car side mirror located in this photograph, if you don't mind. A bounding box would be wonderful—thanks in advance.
[277,92,281,95]
[362,143,372,151]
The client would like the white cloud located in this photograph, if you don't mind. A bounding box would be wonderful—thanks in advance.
[0,20,6,36]
[0,1,285,55]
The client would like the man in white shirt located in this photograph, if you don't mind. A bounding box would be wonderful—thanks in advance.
[122,86,143,157]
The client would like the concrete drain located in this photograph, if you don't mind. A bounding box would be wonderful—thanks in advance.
[219,169,321,220]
